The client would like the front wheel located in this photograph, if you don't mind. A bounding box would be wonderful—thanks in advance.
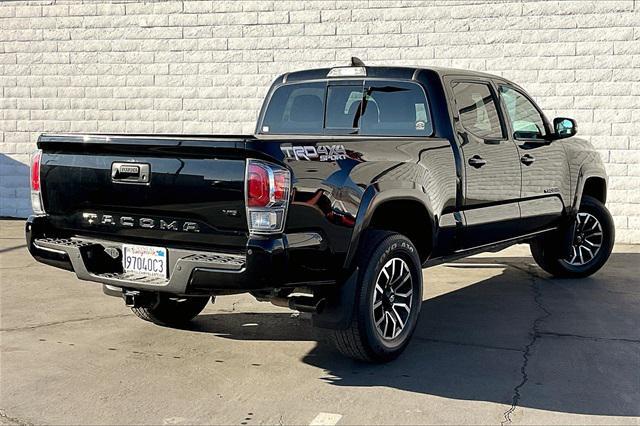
[331,231,423,362]
[530,195,615,278]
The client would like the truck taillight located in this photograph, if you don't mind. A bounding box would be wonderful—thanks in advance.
[30,149,45,214]
[245,159,290,234]
[31,150,41,191]
[247,162,270,207]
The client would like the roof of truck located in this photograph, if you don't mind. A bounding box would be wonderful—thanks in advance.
[282,65,506,83]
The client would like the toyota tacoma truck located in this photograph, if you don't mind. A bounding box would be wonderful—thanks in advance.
[26,60,614,362]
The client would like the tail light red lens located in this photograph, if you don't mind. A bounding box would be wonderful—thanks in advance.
[247,163,270,207]
[31,150,42,191]
[30,149,45,214]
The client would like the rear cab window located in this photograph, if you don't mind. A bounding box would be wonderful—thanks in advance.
[260,82,325,134]
[325,84,363,134]
[260,79,433,137]
[361,81,432,136]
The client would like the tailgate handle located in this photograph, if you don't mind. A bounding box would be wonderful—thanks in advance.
[111,162,150,184]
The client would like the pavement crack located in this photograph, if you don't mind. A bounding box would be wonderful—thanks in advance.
[501,265,551,425]
[504,261,552,283]
[0,408,33,426]
[0,313,131,332]
[414,336,524,353]
[536,331,640,344]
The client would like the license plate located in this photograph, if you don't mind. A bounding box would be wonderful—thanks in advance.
[122,244,167,279]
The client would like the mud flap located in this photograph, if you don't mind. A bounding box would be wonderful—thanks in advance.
[562,214,578,258]
[533,214,577,259]
[311,267,359,330]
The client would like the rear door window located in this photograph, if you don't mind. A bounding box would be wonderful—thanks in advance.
[360,81,433,136]
[261,82,325,134]
[451,81,504,140]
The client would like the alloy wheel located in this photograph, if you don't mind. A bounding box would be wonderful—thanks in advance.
[564,212,603,266]
[372,257,414,340]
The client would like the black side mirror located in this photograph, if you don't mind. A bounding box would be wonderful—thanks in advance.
[553,117,577,140]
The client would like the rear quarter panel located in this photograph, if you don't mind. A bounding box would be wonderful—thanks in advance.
[250,137,457,278]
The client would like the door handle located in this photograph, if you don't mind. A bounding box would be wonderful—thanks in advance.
[468,155,487,168]
[111,162,150,184]
[521,154,535,166]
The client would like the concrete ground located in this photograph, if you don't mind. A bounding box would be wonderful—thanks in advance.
[0,219,638,425]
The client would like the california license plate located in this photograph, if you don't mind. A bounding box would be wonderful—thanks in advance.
[122,244,167,279]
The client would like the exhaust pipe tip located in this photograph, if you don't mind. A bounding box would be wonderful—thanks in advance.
[269,294,327,314]
[289,296,326,314]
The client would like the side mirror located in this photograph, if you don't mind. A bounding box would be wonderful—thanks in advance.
[552,117,577,140]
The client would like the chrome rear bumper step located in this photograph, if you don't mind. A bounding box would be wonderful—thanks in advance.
[33,237,246,293]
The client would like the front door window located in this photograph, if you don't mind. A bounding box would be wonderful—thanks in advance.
[499,86,546,140]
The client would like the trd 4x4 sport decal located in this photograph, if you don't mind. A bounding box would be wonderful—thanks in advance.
[281,145,348,161]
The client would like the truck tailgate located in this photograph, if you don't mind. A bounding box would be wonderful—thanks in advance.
[38,133,257,251]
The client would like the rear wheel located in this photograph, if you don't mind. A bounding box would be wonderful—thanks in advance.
[530,195,614,278]
[131,295,210,327]
[331,231,423,362]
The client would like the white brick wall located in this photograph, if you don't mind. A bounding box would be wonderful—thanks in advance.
[1,0,638,242]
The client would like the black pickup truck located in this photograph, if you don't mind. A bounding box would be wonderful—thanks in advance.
[26,61,614,362]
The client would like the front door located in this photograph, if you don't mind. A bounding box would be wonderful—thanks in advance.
[497,84,568,234]
[448,78,522,249]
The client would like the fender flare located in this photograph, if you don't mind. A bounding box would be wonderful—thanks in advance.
[342,184,436,270]
[572,168,607,215]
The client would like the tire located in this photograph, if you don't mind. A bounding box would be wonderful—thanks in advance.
[332,231,423,362]
[131,294,210,327]
[530,195,615,278]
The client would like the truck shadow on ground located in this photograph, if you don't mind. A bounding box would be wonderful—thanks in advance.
[191,253,640,417]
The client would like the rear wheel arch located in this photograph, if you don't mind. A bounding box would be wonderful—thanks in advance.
[344,187,436,270]
[367,199,433,264]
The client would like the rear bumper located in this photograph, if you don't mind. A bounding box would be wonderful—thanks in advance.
[26,215,297,295]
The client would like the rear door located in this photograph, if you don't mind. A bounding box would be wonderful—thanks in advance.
[497,84,568,233]
[446,77,522,248]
